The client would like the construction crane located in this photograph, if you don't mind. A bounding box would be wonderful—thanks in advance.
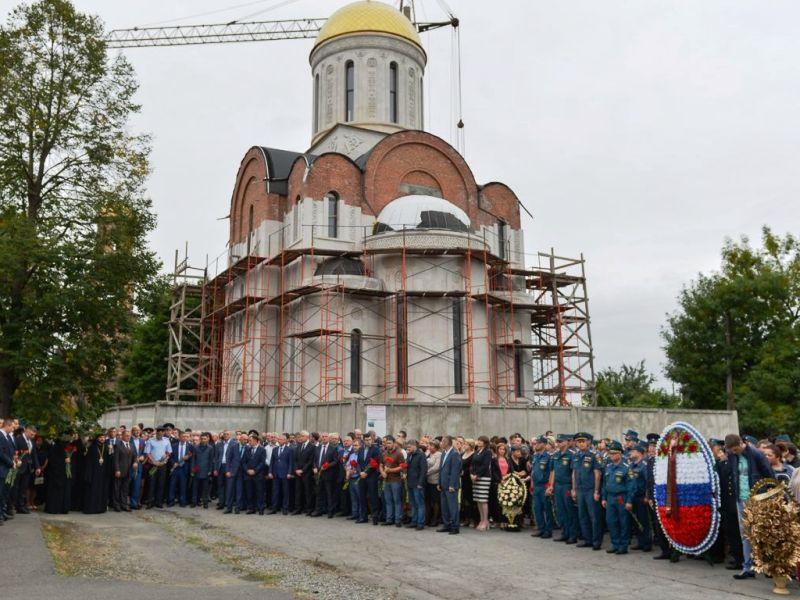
[106,16,458,48]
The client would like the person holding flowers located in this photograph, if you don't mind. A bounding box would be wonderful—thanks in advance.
[357,433,381,524]
[380,434,405,527]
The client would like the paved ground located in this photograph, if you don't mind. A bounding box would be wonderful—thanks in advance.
[4,508,797,599]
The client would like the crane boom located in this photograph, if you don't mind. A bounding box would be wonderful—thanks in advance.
[107,17,457,49]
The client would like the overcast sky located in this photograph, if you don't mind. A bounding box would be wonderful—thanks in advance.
[4,0,799,388]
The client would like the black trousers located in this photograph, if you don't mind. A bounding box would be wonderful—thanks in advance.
[295,471,315,513]
[113,474,131,509]
[148,465,167,507]
[315,477,336,515]
[15,470,31,509]
[245,476,265,511]
[359,476,380,522]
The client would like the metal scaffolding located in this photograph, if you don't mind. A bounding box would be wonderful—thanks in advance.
[189,223,595,407]
[166,246,209,402]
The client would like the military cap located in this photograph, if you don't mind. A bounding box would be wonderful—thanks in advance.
[556,433,573,442]
[775,434,791,443]
[709,438,724,447]
[623,429,639,441]
[607,440,623,453]
[574,432,591,442]
[646,433,660,444]
[743,435,758,445]
[535,435,548,444]
[632,443,647,454]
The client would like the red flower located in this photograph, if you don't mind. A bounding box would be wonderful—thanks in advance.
[322,461,330,471]
[616,495,624,505]
[192,466,200,474]
[349,459,358,468]
[681,432,691,443]
[368,458,379,469]
[385,457,395,464]
[687,443,698,453]
[676,444,685,453]
[399,462,408,469]
[65,444,76,454]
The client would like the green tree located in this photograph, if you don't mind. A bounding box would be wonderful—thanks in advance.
[0,0,158,428]
[592,360,682,408]
[118,278,170,405]
[663,228,800,436]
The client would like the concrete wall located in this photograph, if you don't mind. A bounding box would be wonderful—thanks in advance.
[101,400,738,440]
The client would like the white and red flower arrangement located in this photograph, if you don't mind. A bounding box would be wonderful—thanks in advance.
[654,421,720,555]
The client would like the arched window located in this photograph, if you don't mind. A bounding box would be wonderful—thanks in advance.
[497,219,507,260]
[247,204,254,255]
[514,340,524,398]
[326,192,338,238]
[293,195,301,241]
[313,73,320,132]
[344,61,355,122]
[350,329,362,394]
[389,62,398,123]
[452,298,464,394]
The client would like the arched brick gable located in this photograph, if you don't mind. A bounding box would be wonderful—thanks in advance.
[229,147,284,245]
[362,131,480,222]
[478,182,521,229]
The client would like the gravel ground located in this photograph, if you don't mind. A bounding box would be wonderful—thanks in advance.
[139,509,391,600]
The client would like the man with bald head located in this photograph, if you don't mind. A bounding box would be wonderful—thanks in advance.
[294,430,315,515]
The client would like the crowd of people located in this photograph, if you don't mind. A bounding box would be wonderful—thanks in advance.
[1,416,799,582]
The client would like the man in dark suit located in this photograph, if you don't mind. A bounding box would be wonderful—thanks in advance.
[112,429,136,512]
[14,425,40,513]
[269,434,294,514]
[168,431,194,507]
[437,435,462,534]
[0,419,18,523]
[213,431,233,509]
[223,433,245,514]
[243,433,267,514]
[357,433,381,524]
[405,439,428,530]
[129,426,146,509]
[190,432,215,508]
[311,433,338,518]
[293,430,315,515]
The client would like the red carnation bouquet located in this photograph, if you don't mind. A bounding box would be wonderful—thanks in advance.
[64,443,77,479]
[322,461,330,471]
[399,462,408,469]
[385,456,395,464]
[192,465,200,475]
[368,458,379,470]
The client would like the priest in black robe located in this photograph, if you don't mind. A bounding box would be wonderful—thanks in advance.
[45,435,73,514]
[82,433,110,514]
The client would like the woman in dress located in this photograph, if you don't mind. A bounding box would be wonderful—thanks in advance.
[82,433,110,514]
[425,440,442,527]
[470,435,492,531]
[460,439,476,528]
[45,434,73,514]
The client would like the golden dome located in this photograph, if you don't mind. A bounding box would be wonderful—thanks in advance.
[314,1,422,51]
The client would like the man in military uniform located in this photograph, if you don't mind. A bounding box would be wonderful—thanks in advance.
[628,443,652,551]
[572,432,603,550]
[645,433,672,560]
[548,433,577,544]
[623,429,639,458]
[601,440,634,554]
[530,435,554,538]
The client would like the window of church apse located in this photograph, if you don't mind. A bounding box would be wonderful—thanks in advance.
[247,204,254,255]
[326,192,339,238]
[513,340,524,398]
[314,73,320,132]
[389,62,398,123]
[452,298,464,394]
[345,61,355,122]
[350,329,362,394]
[497,219,507,260]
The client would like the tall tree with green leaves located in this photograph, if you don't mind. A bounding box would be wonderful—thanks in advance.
[0,0,158,428]
[592,360,682,408]
[118,278,170,406]
[663,228,800,436]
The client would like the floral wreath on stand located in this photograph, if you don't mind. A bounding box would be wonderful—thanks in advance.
[498,472,528,532]
[654,421,720,555]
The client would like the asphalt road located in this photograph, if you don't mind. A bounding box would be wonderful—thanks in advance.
[4,508,795,600]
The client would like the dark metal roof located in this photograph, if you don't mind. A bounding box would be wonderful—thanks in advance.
[314,256,365,276]
[258,147,315,195]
